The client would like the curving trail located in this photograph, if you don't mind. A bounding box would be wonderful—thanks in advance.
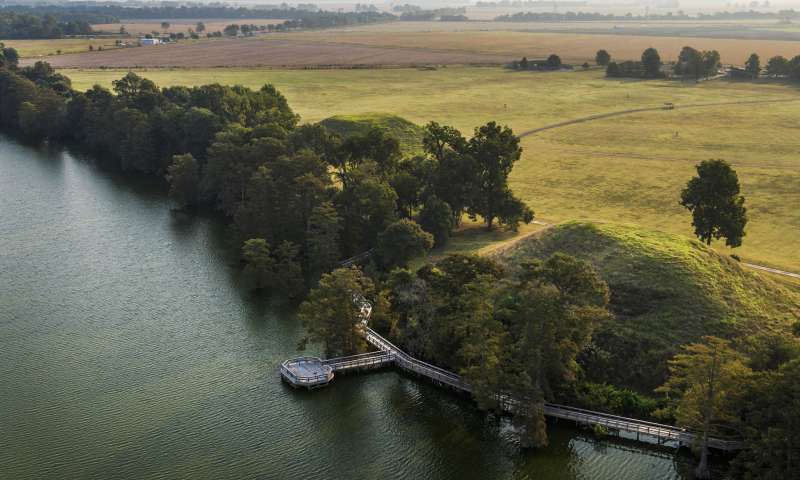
[517,97,800,138]
[514,97,800,279]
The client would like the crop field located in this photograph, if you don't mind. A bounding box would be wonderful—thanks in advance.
[92,18,283,36]
[30,25,800,68]
[61,66,800,272]
[29,37,506,68]
[273,29,800,64]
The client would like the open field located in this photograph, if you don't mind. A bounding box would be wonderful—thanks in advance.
[308,19,800,41]
[61,67,800,272]
[30,37,506,68]
[92,18,283,36]
[0,38,124,58]
[272,29,800,64]
[32,26,800,68]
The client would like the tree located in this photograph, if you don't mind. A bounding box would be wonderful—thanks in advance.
[337,177,398,255]
[466,121,531,230]
[160,21,170,32]
[766,55,789,76]
[242,238,275,290]
[641,47,662,77]
[272,240,305,299]
[375,219,434,270]
[167,154,200,208]
[519,56,529,70]
[680,159,748,247]
[418,195,454,247]
[595,49,611,66]
[196,21,206,32]
[745,53,760,78]
[223,24,240,37]
[702,50,721,78]
[0,43,19,69]
[656,337,751,479]
[731,359,800,479]
[306,201,342,283]
[546,54,561,69]
[675,46,703,81]
[605,61,620,77]
[298,267,375,357]
[491,254,611,448]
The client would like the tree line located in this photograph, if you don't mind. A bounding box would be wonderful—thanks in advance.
[0,11,94,39]
[494,9,800,22]
[0,55,533,300]
[602,46,721,80]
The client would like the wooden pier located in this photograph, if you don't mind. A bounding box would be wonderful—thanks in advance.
[281,306,744,452]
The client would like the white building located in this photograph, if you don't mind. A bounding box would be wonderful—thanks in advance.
[140,38,161,46]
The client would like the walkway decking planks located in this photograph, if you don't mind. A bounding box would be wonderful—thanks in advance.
[281,308,745,452]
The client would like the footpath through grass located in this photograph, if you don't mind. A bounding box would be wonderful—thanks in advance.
[62,67,800,271]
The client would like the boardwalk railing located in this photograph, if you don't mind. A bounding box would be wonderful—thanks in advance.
[280,357,333,387]
[322,350,395,372]
[361,326,744,451]
[282,303,745,451]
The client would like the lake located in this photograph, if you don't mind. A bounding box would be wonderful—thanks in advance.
[0,136,693,479]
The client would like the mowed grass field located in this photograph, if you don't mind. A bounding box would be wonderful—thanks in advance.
[1,38,123,58]
[62,67,800,272]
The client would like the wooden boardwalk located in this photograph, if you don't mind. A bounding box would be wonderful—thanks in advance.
[282,302,745,452]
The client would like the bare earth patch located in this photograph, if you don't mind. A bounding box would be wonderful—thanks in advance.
[27,38,509,68]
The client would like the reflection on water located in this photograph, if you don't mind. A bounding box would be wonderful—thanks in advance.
[0,136,695,479]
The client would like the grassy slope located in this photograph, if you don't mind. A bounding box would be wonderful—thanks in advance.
[496,221,800,391]
[319,113,424,155]
[61,67,800,272]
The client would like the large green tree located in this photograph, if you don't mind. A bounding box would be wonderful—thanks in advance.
[375,219,434,270]
[641,47,662,78]
[306,201,342,284]
[491,254,611,448]
[595,49,611,66]
[732,359,800,479]
[656,337,752,479]
[298,267,375,357]
[418,195,454,247]
[467,121,532,230]
[745,53,761,77]
[680,159,748,247]
[167,153,200,208]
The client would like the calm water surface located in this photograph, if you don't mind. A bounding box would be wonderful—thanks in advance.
[0,136,693,479]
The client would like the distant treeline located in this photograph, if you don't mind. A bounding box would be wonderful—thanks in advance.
[496,9,800,22]
[0,4,394,23]
[0,11,95,38]
[604,47,719,80]
[476,0,588,7]
[599,45,800,81]
[395,6,467,21]
[0,4,394,38]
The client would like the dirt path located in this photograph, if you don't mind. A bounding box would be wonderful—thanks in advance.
[517,97,800,138]
[514,97,800,280]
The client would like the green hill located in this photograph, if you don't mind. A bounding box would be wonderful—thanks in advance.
[495,221,800,392]
[319,113,425,155]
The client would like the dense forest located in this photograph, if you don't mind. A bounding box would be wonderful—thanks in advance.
[0,51,532,299]
[0,11,94,38]
[0,5,394,38]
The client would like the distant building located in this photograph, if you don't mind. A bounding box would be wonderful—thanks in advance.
[140,38,160,46]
